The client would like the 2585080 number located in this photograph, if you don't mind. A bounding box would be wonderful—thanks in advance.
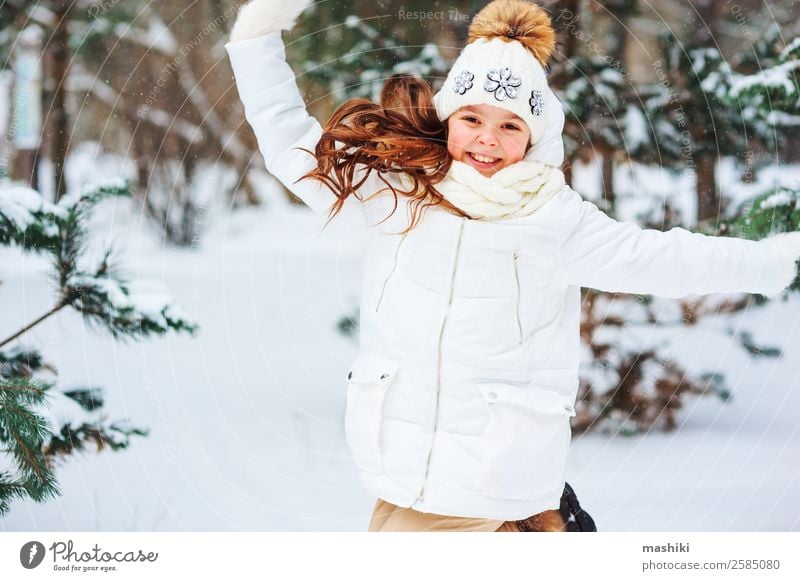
[731,559,780,570]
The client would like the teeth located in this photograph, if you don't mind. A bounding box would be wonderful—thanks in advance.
[470,153,499,164]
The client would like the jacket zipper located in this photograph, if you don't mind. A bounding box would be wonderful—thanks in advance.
[513,246,523,344]
[417,218,466,503]
[375,234,407,312]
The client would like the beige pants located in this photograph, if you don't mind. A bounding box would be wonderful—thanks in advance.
[368,498,565,532]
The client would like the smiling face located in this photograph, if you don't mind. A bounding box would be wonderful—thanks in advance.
[446,104,532,177]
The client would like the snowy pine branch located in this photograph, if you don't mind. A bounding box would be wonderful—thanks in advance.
[0,376,51,408]
[698,42,800,125]
[0,186,64,252]
[726,187,800,240]
[0,348,47,379]
[2,177,196,515]
[0,375,60,512]
[729,59,800,121]
[0,349,150,515]
[0,181,197,349]
[44,419,149,458]
[0,181,131,254]
[558,55,629,156]
[780,37,800,63]
[57,178,132,212]
[301,14,448,103]
[65,265,198,340]
[62,387,105,412]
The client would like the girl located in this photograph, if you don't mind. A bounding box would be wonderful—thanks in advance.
[226,0,800,532]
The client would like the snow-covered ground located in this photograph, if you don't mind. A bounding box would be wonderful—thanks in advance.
[1,155,798,532]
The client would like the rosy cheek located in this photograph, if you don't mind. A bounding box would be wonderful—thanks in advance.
[511,138,527,158]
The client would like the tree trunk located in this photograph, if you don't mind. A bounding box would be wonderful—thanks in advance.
[547,0,583,89]
[690,0,723,46]
[690,0,722,224]
[601,151,615,215]
[49,0,72,202]
[547,0,582,181]
[598,0,636,217]
[695,154,718,223]
[14,149,40,190]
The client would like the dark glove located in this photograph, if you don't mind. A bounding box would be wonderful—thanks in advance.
[558,481,597,532]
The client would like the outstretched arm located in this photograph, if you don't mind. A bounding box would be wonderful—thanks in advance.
[560,187,799,299]
[225,0,340,215]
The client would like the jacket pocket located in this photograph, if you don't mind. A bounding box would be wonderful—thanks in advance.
[476,379,576,500]
[344,352,400,475]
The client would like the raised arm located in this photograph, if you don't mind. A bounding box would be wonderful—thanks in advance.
[560,187,799,299]
[225,0,341,215]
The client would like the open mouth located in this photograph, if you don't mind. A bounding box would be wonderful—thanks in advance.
[467,152,501,168]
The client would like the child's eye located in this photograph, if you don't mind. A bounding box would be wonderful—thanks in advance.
[503,124,521,131]
[462,116,479,123]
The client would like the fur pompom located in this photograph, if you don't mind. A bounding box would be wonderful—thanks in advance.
[230,0,312,42]
[467,0,556,67]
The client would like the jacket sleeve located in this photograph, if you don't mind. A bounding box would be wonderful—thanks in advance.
[559,187,788,298]
[225,33,345,216]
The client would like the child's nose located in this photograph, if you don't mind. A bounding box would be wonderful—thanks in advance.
[477,127,499,147]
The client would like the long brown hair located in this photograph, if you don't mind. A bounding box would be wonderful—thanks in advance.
[298,74,470,233]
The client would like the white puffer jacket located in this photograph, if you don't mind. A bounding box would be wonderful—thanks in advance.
[226,33,791,520]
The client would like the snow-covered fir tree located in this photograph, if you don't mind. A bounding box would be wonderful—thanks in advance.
[630,28,800,224]
[0,180,197,515]
[294,1,453,103]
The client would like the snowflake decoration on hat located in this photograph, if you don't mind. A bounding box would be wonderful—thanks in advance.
[529,89,545,116]
[484,67,522,101]
[453,70,474,95]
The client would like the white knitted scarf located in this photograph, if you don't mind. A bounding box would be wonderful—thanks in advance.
[432,159,566,221]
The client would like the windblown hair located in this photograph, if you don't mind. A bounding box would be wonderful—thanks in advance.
[299,74,470,233]
[468,0,556,67]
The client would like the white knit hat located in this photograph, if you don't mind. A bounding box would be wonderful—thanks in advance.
[433,0,565,167]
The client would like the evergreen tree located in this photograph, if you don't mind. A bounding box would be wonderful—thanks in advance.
[290,0,486,106]
[297,11,449,103]
[627,28,800,224]
[289,0,469,105]
[557,54,628,212]
[722,187,800,246]
[0,180,197,515]
[1,1,249,243]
